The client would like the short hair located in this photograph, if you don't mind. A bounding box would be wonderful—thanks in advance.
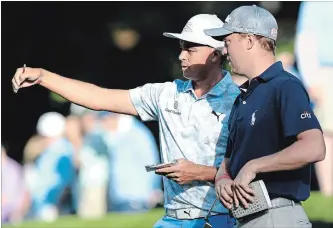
[239,34,276,55]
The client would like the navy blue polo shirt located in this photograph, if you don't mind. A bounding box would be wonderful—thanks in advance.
[226,61,321,202]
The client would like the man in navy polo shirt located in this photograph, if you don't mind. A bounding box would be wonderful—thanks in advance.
[205,5,326,227]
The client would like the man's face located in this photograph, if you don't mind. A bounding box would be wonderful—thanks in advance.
[178,40,215,80]
[223,33,249,75]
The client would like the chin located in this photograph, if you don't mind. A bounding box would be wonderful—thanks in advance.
[183,73,198,80]
[231,68,240,75]
[183,74,191,80]
[182,70,191,79]
[183,69,197,79]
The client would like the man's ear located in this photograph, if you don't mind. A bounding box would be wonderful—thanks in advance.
[211,50,222,64]
[247,34,255,50]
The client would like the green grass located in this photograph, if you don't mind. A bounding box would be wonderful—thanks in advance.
[303,192,333,222]
[4,209,165,228]
[4,192,332,228]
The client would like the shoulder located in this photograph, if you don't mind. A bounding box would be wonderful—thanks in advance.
[277,71,307,91]
[273,72,310,104]
[137,81,178,95]
[154,79,190,98]
[270,70,306,90]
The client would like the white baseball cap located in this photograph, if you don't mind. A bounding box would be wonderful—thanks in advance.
[37,112,66,137]
[163,14,225,49]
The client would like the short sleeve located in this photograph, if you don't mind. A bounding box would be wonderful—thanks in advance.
[224,137,233,159]
[129,83,166,121]
[278,79,321,137]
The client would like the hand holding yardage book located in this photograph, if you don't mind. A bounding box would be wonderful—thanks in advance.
[230,180,272,219]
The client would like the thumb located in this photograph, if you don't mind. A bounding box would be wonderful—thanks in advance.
[21,67,42,82]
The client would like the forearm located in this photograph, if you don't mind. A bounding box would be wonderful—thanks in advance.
[196,164,218,182]
[39,69,137,115]
[250,133,325,173]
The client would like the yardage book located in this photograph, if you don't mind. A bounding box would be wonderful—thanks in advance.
[230,180,272,219]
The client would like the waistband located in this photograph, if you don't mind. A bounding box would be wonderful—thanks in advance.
[166,208,221,220]
[238,197,301,222]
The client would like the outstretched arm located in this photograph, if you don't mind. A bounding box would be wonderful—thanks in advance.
[12,67,138,115]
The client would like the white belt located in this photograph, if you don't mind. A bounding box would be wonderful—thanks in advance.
[270,198,301,209]
[166,208,219,220]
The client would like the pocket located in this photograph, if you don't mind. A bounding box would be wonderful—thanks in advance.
[293,205,312,228]
[295,219,312,228]
[153,216,179,228]
[155,216,183,228]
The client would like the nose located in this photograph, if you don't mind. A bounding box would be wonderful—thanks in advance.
[222,47,228,56]
[179,50,187,61]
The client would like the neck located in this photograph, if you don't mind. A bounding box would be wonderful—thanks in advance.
[192,67,223,98]
[246,52,276,80]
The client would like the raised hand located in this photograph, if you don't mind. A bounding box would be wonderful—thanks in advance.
[12,65,43,93]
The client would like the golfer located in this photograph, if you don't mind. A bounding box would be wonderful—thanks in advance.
[12,14,239,227]
[205,5,325,227]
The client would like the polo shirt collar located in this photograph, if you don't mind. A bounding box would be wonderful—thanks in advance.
[258,61,284,82]
[182,70,234,96]
[238,61,284,94]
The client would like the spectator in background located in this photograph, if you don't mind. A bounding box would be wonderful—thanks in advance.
[70,104,110,219]
[1,144,31,224]
[99,112,162,213]
[65,115,82,168]
[27,112,76,222]
[23,135,47,165]
[296,1,333,196]
[277,52,300,79]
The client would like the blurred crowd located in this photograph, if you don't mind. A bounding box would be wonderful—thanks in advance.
[2,104,163,224]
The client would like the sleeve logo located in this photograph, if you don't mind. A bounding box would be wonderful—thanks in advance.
[300,111,311,119]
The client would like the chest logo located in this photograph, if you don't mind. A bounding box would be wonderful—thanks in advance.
[211,111,226,122]
[174,101,178,110]
[251,110,257,126]
[165,100,181,115]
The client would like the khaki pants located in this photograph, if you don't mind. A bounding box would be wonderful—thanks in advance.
[236,204,311,228]
[77,185,107,219]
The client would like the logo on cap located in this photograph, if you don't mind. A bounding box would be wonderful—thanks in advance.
[271,28,278,39]
[225,15,231,23]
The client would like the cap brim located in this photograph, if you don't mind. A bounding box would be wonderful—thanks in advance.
[163,32,184,39]
[204,27,233,37]
[163,32,224,48]
[163,32,193,42]
[163,32,207,46]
